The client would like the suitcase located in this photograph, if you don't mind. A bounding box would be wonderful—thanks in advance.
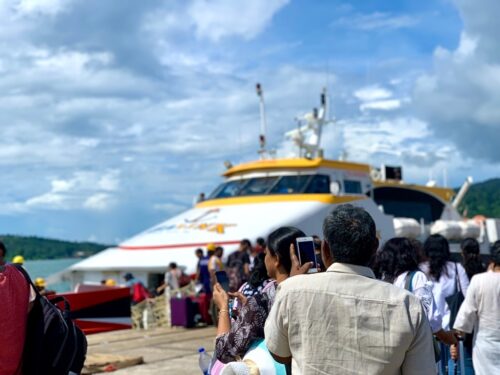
[170,297,196,328]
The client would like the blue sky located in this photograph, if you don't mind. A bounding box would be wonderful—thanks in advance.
[0,0,499,243]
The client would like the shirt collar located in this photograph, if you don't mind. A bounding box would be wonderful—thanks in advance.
[326,262,375,279]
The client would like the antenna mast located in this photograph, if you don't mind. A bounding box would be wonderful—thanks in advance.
[285,87,330,159]
[256,83,268,158]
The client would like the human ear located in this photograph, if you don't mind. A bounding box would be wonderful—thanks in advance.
[321,240,333,268]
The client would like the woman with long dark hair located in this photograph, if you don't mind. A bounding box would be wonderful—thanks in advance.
[375,237,455,345]
[460,238,485,280]
[212,227,310,364]
[421,234,470,373]
[241,253,271,297]
[421,234,470,330]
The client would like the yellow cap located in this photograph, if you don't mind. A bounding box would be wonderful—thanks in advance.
[206,243,216,251]
[34,277,46,287]
[105,279,117,286]
[12,255,25,264]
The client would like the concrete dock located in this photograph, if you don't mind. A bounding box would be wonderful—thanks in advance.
[85,326,216,374]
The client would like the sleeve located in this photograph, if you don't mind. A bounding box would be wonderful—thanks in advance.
[457,263,470,296]
[453,277,478,333]
[215,295,268,363]
[243,252,250,265]
[264,288,292,358]
[413,278,442,333]
[401,303,436,375]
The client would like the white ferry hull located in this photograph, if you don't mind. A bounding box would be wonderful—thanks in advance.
[67,196,395,287]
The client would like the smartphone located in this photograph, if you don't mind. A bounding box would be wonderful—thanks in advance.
[215,271,230,292]
[296,237,318,274]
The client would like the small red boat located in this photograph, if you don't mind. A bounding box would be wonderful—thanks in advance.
[49,284,132,335]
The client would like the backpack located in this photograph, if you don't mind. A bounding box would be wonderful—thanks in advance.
[15,265,87,375]
[132,281,151,303]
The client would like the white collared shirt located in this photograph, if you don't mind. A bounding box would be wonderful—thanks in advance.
[420,261,469,330]
[265,263,435,375]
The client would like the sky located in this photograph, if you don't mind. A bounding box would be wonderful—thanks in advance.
[0,0,499,243]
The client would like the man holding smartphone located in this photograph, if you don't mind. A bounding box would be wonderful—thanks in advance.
[265,204,435,374]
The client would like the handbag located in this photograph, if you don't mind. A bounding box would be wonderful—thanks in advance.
[404,271,441,363]
[445,263,464,329]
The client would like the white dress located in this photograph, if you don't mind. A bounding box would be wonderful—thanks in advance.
[453,271,500,375]
[420,261,469,330]
[393,270,442,333]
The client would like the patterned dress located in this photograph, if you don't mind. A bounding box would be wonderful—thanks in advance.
[215,281,277,363]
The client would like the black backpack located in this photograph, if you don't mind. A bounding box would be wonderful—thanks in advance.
[15,265,87,375]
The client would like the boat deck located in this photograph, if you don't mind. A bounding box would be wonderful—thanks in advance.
[85,326,216,374]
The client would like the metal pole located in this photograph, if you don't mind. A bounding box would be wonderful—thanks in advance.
[256,83,267,154]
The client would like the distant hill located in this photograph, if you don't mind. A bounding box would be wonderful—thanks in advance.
[0,235,111,261]
[457,178,500,218]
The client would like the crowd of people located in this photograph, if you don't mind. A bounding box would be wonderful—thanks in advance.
[199,204,500,375]
[1,203,499,375]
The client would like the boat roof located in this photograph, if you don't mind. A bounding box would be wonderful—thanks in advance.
[223,158,371,177]
[220,157,454,203]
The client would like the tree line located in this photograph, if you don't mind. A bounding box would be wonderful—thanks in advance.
[0,235,110,260]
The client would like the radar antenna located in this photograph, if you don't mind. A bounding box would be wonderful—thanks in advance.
[285,88,332,158]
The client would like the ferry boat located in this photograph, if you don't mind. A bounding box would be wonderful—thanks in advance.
[62,86,500,290]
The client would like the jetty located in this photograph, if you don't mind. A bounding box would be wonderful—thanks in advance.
[84,326,216,374]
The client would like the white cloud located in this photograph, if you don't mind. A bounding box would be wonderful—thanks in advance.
[0,0,497,243]
[354,85,404,112]
[21,170,121,211]
[16,0,72,16]
[83,193,115,211]
[354,85,392,101]
[51,179,74,193]
[414,0,500,162]
[188,0,289,41]
[332,12,419,31]
[360,99,401,111]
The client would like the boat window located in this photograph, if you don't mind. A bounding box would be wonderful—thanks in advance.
[344,180,362,194]
[238,177,279,196]
[269,175,312,194]
[209,174,332,199]
[304,174,331,194]
[372,187,444,223]
[209,179,247,198]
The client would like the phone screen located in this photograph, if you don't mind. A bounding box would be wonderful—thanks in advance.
[296,237,318,273]
[215,271,230,292]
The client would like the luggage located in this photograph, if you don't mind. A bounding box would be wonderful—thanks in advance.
[170,297,197,328]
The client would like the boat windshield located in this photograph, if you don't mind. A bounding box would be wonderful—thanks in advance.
[208,174,331,199]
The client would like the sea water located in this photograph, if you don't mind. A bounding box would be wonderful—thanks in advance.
[23,258,80,292]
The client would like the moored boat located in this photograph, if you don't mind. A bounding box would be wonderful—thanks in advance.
[60,85,500,290]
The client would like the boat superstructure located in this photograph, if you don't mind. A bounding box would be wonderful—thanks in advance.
[63,85,500,289]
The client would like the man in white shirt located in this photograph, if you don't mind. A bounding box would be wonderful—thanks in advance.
[265,204,435,374]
